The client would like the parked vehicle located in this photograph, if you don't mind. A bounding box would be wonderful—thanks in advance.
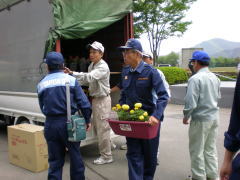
[157,64,172,67]
[0,0,133,146]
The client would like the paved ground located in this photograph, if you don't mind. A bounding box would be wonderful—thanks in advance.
[0,104,231,180]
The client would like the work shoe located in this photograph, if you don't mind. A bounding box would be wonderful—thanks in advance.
[120,144,127,150]
[185,176,198,180]
[93,156,113,165]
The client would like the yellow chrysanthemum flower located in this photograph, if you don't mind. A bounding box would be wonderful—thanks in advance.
[139,115,144,121]
[112,107,117,111]
[130,110,135,114]
[122,104,130,111]
[134,103,142,108]
[143,112,148,117]
[117,106,122,110]
[116,104,121,108]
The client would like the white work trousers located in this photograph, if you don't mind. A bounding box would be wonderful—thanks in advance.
[92,95,112,160]
[189,119,219,180]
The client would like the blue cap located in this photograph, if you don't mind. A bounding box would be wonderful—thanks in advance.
[44,52,64,65]
[119,38,143,53]
[189,51,210,62]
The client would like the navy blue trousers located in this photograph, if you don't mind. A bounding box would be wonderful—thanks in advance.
[44,120,85,180]
[126,125,160,180]
[230,153,240,180]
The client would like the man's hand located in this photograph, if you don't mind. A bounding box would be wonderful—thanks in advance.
[86,123,91,131]
[148,116,159,126]
[64,67,73,75]
[220,150,235,180]
[183,117,189,125]
[220,160,232,180]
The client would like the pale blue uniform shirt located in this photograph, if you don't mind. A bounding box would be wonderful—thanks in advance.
[142,62,171,104]
[152,69,171,104]
[183,67,221,121]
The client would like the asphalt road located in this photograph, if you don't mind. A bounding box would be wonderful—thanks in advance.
[0,104,230,180]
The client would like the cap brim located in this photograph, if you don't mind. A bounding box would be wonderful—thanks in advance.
[87,44,94,49]
[142,53,151,58]
[87,44,104,53]
[118,46,132,51]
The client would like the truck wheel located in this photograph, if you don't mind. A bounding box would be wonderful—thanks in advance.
[16,117,30,124]
[19,120,30,124]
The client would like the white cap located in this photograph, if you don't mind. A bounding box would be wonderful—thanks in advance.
[142,52,152,59]
[88,41,104,53]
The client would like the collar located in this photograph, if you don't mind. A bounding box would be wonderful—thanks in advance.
[197,67,210,73]
[49,70,63,74]
[93,59,102,66]
[130,61,145,73]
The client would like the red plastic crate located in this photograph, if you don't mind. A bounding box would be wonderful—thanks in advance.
[107,119,160,139]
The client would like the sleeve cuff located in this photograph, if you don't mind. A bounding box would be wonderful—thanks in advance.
[224,132,240,152]
[152,112,161,121]
[73,72,83,76]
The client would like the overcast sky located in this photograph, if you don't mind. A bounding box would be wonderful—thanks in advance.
[139,0,240,56]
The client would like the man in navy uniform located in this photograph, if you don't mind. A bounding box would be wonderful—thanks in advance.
[118,39,169,180]
[37,52,92,180]
[220,73,240,180]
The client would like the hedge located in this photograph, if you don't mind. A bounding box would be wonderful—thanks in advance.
[156,67,188,85]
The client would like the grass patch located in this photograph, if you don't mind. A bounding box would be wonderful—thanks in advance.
[210,67,237,73]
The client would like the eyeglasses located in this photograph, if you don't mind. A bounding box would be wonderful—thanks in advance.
[190,61,196,65]
[122,50,135,55]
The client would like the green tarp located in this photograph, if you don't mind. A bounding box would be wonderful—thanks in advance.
[0,0,22,11]
[45,0,132,55]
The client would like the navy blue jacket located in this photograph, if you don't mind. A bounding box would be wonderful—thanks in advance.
[118,61,169,121]
[224,73,240,152]
[37,71,92,123]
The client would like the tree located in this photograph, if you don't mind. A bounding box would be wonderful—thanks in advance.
[133,0,196,63]
[156,52,179,66]
[210,57,237,67]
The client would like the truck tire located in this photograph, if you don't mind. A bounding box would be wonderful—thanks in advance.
[16,117,30,124]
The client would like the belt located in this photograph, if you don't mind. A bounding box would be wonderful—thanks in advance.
[91,94,109,99]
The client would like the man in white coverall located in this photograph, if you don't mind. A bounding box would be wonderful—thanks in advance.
[65,41,113,165]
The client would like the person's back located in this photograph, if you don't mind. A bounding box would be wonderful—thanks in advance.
[183,51,220,180]
[38,72,79,118]
[188,68,221,120]
[37,52,91,180]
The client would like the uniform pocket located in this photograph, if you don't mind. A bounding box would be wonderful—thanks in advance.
[136,79,150,87]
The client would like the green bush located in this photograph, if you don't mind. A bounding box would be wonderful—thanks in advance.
[217,75,237,81]
[156,67,188,85]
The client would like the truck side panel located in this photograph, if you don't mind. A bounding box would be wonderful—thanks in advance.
[0,0,53,92]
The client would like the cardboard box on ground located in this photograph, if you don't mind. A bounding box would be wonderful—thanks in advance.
[8,124,48,172]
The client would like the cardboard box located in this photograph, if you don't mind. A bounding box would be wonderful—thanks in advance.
[8,124,48,172]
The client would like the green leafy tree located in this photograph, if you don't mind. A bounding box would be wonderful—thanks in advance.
[156,51,179,66]
[133,0,196,63]
[210,57,238,67]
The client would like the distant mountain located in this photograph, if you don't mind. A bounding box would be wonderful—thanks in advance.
[211,48,240,58]
[194,38,240,58]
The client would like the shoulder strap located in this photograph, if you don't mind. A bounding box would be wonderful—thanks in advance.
[66,82,71,123]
